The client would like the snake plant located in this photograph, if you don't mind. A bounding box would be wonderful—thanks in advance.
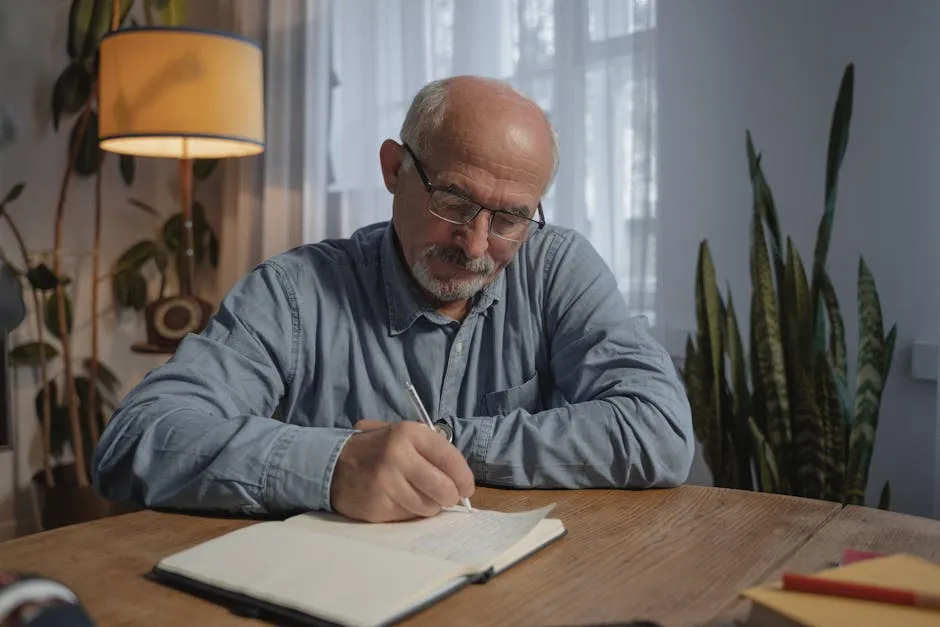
[683,63,896,509]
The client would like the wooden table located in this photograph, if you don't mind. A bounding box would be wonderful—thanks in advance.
[1,485,938,627]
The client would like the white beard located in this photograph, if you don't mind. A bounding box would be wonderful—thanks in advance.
[411,244,495,302]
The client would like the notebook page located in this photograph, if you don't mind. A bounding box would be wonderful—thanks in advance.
[157,522,473,627]
[285,504,555,569]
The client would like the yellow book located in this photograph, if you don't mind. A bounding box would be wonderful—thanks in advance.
[740,554,940,627]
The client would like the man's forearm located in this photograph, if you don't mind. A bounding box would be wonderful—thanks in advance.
[453,395,694,489]
[93,405,355,515]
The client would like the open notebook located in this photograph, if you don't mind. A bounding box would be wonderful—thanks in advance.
[152,504,566,627]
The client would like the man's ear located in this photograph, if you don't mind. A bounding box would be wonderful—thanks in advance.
[379,139,404,194]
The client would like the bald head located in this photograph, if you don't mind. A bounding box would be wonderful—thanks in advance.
[399,76,558,193]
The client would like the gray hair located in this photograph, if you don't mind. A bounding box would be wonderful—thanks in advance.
[399,77,560,191]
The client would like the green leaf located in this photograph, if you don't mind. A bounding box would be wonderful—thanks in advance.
[724,290,753,489]
[810,64,855,349]
[746,131,784,288]
[156,0,188,25]
[883,324,898,380]
[51,61,92,132]
[825,64,854,215]
[820,271,847,380]
[127,198,160,218]
[750,210,791,453]
[208,232,219,268]
[193,158,219,181]
[81,0,113,59]
[2,182,25,204]
[83,357,121,394]
[845,257,886,505]
[694,240,725,471]
[10,342,60,366]
[68,0,97,59]
[0,264,26,335]
[748,416,779,494]
[112,268,148,310]
[114,239,159,271]
[44,290,73,340]
[878,480,891,510]
[684,336,716,471]
[162,213,183,252]
[70,111,102,177]
[26,263,63,291]
[120,154,135,186]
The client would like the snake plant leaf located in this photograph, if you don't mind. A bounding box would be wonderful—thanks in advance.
[792,364,825,500]
[782,238,811,406]
[878,480,891,510]
[748,416,779,493]
[684,336,717,470]
[746,132,784,287]
[820,271,847,380]
[750,212,791,452]
[825,63,854,213]
[699,243,724,434]
[846,257,886,505]
[883,324,897,378]
[811,64,854,338]
[725,290,753,486]
[814,352,846,502]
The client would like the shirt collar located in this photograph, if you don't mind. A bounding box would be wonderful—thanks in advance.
[380,224,506,336]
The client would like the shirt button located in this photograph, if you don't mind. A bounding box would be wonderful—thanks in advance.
[456,341,463,354]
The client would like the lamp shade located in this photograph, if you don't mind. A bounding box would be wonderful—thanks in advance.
[98,27,264,159]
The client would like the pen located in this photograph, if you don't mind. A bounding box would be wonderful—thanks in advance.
[781,572,940,610]
[404,381,472,512]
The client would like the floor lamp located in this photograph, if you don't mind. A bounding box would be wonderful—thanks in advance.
[97,26,265,352]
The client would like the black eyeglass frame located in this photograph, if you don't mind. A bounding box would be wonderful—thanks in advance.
[401,142,546,242]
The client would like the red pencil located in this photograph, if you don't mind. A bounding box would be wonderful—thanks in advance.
[782,573,940,610]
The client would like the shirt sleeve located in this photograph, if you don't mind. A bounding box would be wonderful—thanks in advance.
[92,260,355,515]
[453,229,695,489]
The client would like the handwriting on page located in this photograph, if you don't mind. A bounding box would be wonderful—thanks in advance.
[286,505,554,568]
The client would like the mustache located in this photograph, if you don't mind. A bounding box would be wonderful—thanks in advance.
[422,245,495,274]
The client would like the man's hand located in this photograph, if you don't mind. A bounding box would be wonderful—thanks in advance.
[329,420,475,523]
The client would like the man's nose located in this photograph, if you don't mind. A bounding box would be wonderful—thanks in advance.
[455,212,491,259]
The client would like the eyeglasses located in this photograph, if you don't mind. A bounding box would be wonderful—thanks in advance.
[402,143,546,243]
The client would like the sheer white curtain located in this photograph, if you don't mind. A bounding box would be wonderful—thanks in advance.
[220,0,658,323]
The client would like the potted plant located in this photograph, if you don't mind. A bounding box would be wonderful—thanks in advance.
[0,0,191,530]
[682,63,897,509]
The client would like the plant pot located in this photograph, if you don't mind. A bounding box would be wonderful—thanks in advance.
[31,463,139,531]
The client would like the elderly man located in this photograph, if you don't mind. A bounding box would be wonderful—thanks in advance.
[93,76,694,523]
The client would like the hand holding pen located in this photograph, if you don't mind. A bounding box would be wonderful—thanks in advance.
[405,381,473,512]
[330,398,475,523]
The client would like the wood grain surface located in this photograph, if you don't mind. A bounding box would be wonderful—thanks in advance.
[716,503,940,625]
[0,485,850,627]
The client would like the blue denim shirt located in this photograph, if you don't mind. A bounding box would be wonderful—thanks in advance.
[92,222,694,515]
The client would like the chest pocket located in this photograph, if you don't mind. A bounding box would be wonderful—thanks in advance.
[483,373,544,415]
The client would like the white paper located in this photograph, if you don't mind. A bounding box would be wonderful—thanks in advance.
[285,504,555,568]
[157,522,471,627]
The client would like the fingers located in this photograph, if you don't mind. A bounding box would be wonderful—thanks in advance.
[412,428,476,500]
[354,419,388,431]
[391,473,443,518]
[403,455,461,508]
